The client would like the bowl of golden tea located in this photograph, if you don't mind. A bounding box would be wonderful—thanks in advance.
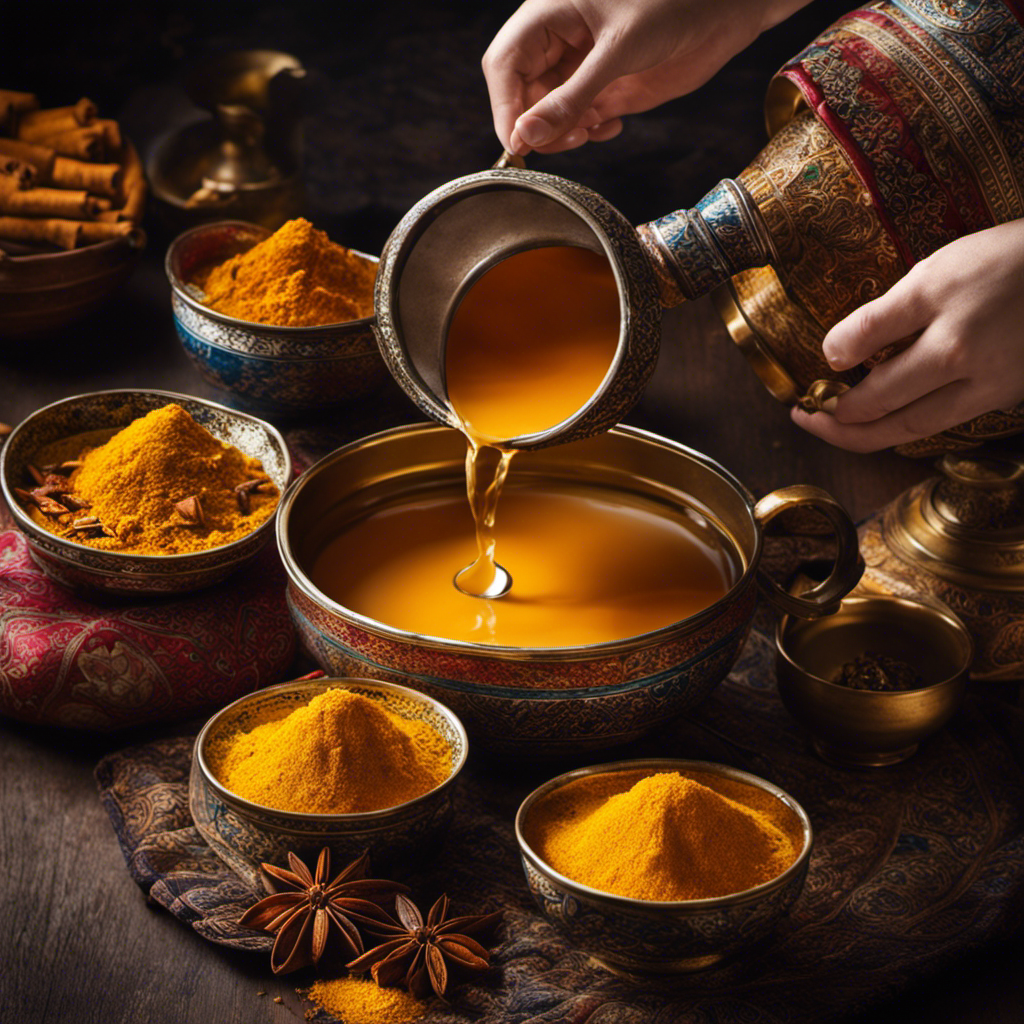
[277,422,863,756]
[0,389,289,595]
[165,218,385,416]
[191,676,468,889]
[515,758,812,976]
[776,594,973,767]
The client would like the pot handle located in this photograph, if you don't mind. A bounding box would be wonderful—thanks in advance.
[754,484,864,618]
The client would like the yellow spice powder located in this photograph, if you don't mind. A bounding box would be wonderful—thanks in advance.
[526,770,802,902]
[191,217,376,326]
[209,688,452,814]
[303,975,427,1024]
[22,404,278,554]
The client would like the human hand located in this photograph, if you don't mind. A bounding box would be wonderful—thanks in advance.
[482,0,814,155]
[792,219,1024,452]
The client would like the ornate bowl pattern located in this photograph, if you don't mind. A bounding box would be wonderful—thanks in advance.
[165,220,386,417]
[515,759,813,975]
[0,389,290,596]
[189,677,468,890]
[277,423,862,756]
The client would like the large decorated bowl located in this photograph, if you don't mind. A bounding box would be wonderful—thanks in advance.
[165,220,386,417]
[277,423,862,756]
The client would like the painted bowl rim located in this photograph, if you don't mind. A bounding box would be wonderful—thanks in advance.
[775,593,974,699]
[515,757,813,911]
[277,420,764,659]
[0,387,291,565]
[165,218,378,333]
[194,675,469,823]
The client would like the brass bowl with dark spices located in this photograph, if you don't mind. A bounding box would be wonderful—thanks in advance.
[776,594,973,767]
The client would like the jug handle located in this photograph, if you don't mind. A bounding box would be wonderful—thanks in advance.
[753,484,864,619]
[493,150,526,170]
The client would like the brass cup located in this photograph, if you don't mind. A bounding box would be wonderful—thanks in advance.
[776,595,973,767]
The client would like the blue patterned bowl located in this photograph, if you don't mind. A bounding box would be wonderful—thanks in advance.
[0,388,290,596]
[165,220,386,417]
[515,759,812,976]
[190,676,468,890]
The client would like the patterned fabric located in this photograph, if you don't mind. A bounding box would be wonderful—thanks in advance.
[96,625,1024,1024]
[0,527,296,730]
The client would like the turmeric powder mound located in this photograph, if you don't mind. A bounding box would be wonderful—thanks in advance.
[22,403,278,555]
[526,770,803,902]
[303,975,428,1024]
[191,217,376,326]
[209,688,453,814]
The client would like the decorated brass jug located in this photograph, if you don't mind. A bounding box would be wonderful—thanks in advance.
[857,448,1024,680]
[636,0,1024,456]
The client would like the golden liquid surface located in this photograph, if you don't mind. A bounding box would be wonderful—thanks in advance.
[310,482,738,648]
[445,245,620,443]
[445,244,621,596]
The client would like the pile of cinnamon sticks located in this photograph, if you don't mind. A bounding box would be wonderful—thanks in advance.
[0,89,146,250]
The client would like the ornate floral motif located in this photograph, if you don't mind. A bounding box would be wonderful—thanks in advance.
[0,531,295,730]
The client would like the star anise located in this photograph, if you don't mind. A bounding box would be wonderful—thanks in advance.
[235,477,271,514]
[347,893,503,1000]
[239,848,408,975]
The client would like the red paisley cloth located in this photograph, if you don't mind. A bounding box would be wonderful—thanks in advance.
[0,528,295,731]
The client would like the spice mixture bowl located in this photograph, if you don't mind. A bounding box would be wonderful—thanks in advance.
[165,220,386,417]
[190,676,468,891]
[776,594,973,767]
[0,388,290,596]
[515,758,813,976]
[278,422,862,757]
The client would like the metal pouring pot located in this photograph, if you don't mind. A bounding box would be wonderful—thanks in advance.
[372,154,663,450]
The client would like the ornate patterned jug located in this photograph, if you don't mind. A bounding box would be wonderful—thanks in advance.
[636,0,1024,456]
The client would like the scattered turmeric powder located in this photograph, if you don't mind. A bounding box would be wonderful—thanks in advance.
[303,975,427,1024]
[524,769,804,901]
[18,403,278,554]
[207,687,452,814]
[191,217,376,326]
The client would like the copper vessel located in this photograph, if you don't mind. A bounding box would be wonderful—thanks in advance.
[636,0,1024,456]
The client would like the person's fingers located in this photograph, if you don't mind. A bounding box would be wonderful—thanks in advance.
[512,40,627,151]
[585,118,623,142]
[516,126,591,153]
[821,271,934,372]
[791,378,974,452]
[482,5,574,151]
[828,329,961,425]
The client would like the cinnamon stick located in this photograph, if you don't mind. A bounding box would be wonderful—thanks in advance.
[118,142,146,223]
[0,216,81,249]
[0,157,36,189]
[51,156,121,198]
[0,89,39,131]
[96,119,121,151]
[0,138,56,179]
[78,219,140,244]
[30,125,105,161]
[0,181,101,219]
[16,98,97,140]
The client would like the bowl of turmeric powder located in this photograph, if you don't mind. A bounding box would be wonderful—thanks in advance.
[0,388,290,595]
[516,759,812,977]
[191,676,468,890]
[165,218,386,417]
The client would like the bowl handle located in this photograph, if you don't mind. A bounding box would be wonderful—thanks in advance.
[753,484,864,619]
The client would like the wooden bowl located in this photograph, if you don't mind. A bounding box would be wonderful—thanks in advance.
[0,233,145,339]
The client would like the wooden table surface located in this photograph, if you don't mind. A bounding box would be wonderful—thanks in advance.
[3,1,1023,1019]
